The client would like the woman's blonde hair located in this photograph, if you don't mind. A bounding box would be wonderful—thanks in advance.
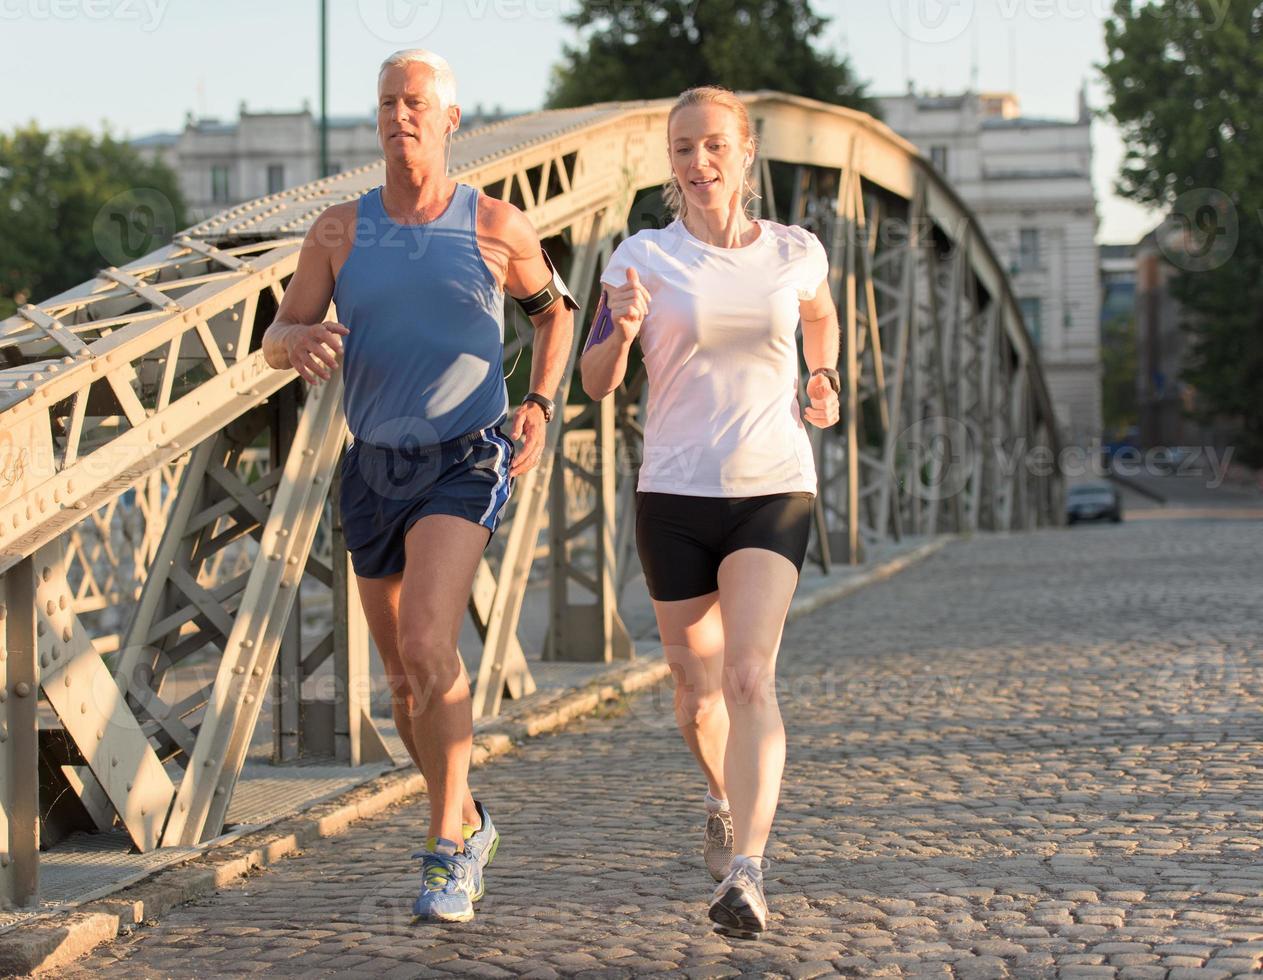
[662,86,760,221]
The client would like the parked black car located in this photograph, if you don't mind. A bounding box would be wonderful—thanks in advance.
[1065,481,1123,524]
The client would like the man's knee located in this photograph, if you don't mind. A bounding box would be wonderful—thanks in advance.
[397,628,465,708]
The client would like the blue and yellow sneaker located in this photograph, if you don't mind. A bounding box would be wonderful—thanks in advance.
[463,800,500,878]
[411,838,480,923]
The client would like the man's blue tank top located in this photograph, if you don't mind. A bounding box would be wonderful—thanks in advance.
[332,183,507,449]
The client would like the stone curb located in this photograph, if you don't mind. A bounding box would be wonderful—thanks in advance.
[0,536,951,976]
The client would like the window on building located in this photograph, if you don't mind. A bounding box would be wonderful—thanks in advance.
[267,163,285,195]
[1019,227,1041,269]
[1019,297,1042,348]
[211,164,230,204]
[929,145,949,174]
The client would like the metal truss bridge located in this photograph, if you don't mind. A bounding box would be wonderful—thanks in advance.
[0,93,1061,905]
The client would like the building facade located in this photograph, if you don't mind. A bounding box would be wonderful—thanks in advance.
[134,104,505,221]
[875,90,1102,446]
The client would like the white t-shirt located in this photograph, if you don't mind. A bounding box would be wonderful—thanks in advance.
[599,218,829,497]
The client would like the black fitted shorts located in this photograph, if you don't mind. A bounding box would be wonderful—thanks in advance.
[635,491,815,602]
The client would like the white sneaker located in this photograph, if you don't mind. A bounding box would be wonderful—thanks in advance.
[708,856,770,940]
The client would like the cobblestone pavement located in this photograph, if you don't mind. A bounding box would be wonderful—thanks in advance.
[56,519,1263,978]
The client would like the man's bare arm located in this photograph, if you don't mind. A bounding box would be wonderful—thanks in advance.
[262,206,350,384]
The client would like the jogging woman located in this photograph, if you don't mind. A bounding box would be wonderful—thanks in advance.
[579,86,841,939]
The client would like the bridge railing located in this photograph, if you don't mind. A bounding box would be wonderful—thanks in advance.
[0,94,1061,906]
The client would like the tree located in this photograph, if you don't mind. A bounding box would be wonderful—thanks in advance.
[546,0,874,114]
[0,125,186,319]
[1102,1,1263,464]
[1101,312,1138,438]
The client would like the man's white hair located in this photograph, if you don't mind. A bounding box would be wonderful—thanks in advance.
[378,49,457,110]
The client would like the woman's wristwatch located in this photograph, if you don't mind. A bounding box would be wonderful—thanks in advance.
[523,392,556,422]
[810,367,841,394]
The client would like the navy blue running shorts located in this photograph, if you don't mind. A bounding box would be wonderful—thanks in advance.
[635,491,815,602]
[339,420,515,579]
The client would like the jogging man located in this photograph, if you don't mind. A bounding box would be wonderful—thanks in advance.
[263,48,575,923]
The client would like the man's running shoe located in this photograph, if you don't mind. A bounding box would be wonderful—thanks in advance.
[411,838,480,923]
[708,856,770,940]
[704,807,734,882]
[463,800,500,879]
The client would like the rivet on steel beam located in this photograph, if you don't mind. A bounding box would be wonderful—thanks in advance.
[46,600,55,616]
[112,757,118,767]
[233,666,244,674]
[59,595,67,610]
[81,702,87,714]
[36,622,45,637]
[280,580,292,589]
[215,788,225,795]
[252,666,263,677]
[303,448,314,456]
[15,682,31,697]
[242,640,253,649]
[287,556,298,565]
[126,782,133,790]
[40,653,48,668]
[42,566,51,581]
[97,729,103,740]
[64,674,71,687]
[63,627,72,643]
[244,694,254,704]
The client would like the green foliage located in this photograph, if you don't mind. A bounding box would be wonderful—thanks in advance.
[1102,1,1263,463]
[1101,312,1138,437]
[0,125,187,312]
[546,0,874,114]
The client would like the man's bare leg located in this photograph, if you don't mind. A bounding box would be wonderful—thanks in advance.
[356,569,479,832]
[391,513,491,845]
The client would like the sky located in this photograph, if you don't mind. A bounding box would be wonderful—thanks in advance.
[0,0,1157,243]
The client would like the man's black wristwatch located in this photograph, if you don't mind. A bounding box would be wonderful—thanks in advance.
[523,392,555,423]
[810,367,841,395]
